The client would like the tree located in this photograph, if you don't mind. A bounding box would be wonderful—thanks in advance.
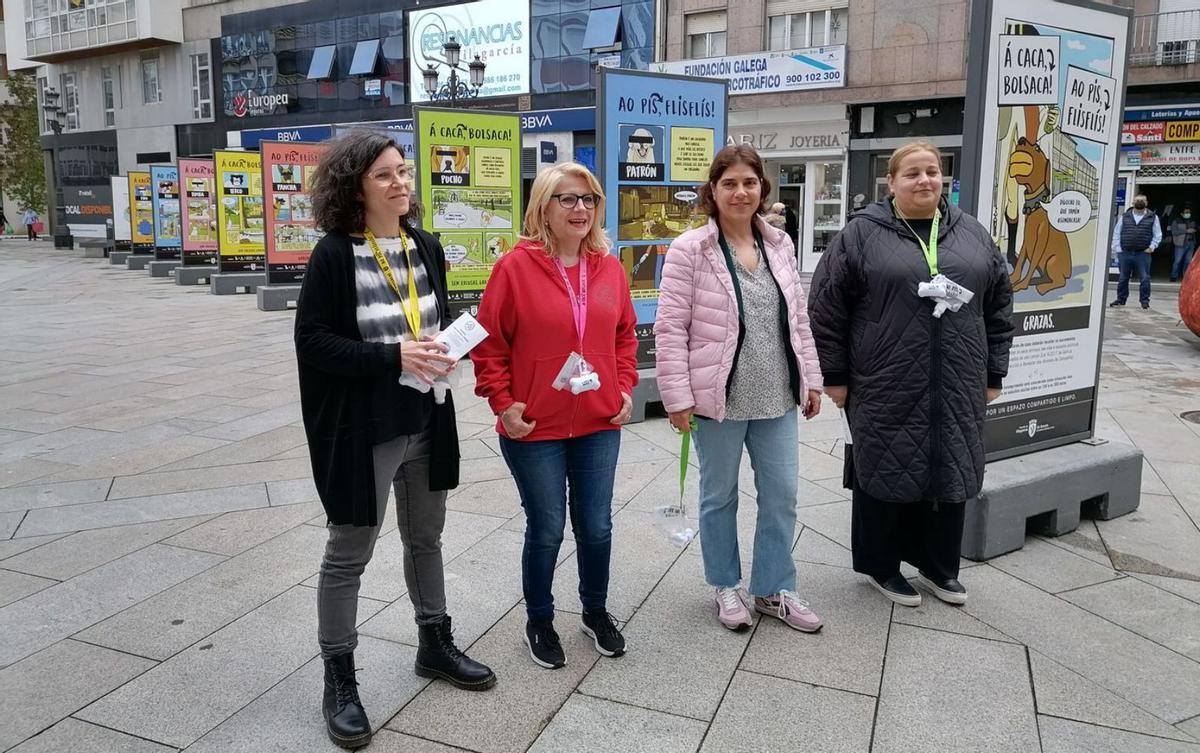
[0,73,47,213]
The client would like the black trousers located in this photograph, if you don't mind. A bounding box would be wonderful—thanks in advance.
[850,486,965,581]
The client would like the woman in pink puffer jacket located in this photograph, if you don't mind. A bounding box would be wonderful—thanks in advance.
[655,144,825,635]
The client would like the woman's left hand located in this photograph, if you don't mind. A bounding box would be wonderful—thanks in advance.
[802,389,822,419]
[610,392,633,425]
[986,387,1002,404]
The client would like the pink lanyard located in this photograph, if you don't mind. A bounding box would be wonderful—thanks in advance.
[554,257,588,348]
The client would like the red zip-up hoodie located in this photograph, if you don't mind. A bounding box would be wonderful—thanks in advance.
[471,240,639,441]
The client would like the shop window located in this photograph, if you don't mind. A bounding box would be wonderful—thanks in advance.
[307,45,336,79]
[583,6,622,50]
[349,39,380,75]
[766,4,848,51]
[686,11,726,59]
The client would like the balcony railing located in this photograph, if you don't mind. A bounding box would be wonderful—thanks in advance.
[1130,9,1200,67]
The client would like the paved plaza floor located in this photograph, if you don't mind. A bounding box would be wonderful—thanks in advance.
[2,240,1200,752]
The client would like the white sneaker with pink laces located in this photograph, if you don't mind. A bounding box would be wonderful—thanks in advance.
[713,586,753,630]
[754,590,823,633]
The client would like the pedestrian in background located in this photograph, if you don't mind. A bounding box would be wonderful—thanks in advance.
[23,208,39,241]
[807,141,1014,608]
[471,162,638,670]
[1170,204,1196,282]
[1109,194,1162,308]
[655,144,825,635]
[762,202,788,231]
[296,130,495,750]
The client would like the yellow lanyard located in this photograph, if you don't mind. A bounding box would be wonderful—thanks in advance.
[365,229,422,337]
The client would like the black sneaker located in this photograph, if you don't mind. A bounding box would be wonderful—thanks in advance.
[1109,300,1125,307]
[1141,302,1150,309]
[868,573,921,607]
[581,609,626,657]
[524,619,566,669]
[917,571,968,606]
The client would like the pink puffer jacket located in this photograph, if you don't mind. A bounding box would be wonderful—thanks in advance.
[654,216,823,421]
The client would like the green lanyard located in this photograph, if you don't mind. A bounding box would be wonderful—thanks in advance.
[897,208,940,277]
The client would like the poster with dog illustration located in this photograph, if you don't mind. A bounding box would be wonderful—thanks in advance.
[966,0,1128,457]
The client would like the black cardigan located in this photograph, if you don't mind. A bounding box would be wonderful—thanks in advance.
[294,225,460,527]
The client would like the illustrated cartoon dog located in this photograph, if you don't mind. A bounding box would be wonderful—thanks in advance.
[1008,106,1072,295]
[626,128,656,164]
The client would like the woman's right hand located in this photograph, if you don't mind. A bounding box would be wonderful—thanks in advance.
[400,340,456,385]
[825,386,848,408]
[668,408,695,433]
[500,402,537,439]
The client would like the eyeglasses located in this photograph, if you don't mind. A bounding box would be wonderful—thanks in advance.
[552,193,599,209]
[367,166,413,184]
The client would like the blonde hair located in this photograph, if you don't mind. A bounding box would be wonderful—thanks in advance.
[521,163,609,256]
[887,141,945,177]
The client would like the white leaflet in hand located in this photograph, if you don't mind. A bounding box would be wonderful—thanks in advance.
[436,312,489,360]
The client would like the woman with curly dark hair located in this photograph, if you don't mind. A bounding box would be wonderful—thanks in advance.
[295,130,495,750]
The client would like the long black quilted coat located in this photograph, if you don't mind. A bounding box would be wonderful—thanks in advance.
[808,198,1014,504]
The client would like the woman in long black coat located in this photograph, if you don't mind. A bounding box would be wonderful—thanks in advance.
[807,141,1014,608]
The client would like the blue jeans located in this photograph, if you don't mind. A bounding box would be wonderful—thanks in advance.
[500,429,620,621]
[1172,241,1196,280]
[1116,250,1152,305]
[693,409,799,596]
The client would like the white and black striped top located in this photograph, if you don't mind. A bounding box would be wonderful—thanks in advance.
[352,234,441,344]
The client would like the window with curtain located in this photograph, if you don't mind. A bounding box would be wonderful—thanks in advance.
[685,11,727,59]
[765,3,847,51]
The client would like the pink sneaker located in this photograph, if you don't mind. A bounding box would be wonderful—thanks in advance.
[754,591,823,633]
[713,586,753,630]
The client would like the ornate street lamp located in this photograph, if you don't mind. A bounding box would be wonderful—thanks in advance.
[40,87,73,249]
[422,36,486,106]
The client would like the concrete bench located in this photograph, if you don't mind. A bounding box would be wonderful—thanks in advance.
[630,368,659,425]
[110,250,132,265]
[148,260,181,278]
[961,440,1143,561]
[257,284,301,311]
[79,239,113,259]
[210,272,265,295]
[126,254,153,271]
[174,266,214,286]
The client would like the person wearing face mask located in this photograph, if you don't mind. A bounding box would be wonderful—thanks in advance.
[807,141,1014,608]
[1110,194,1163,309]
[471,163,638,670]
[1169,204,1196,282]
[656,144,826,634]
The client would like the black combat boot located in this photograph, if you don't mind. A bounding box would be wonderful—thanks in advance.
[414,615,497,690]
[322,652,371,749]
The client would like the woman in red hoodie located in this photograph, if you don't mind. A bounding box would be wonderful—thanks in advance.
[471,162,638,670]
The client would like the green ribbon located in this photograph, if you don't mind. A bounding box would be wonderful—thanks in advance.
[679,417,698,504]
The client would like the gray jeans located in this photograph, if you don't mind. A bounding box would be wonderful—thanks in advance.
[317,430,447,658]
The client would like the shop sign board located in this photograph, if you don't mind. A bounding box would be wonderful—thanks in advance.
[962,0,1130,459]
[129,171,154,253]
[262,141,328,285]
[110,176,131,244]
[414,107,523,318]
[1164,120,1200,142]
[408,0,530,102]
[179,159,219,267]
[1139,143,1200,165]
[1121,121,1165,144]
[598,68,728,367]
[214,151,266,273]
[150,165,182,260]
[653,46,844,95]
[62,185,113,240]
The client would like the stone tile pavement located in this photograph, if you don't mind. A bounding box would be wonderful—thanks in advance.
[2,241,1200,752]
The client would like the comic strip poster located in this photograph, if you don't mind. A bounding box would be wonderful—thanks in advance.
[415,108,522,318]
[110,176,131,250]
[128,171,154,253]
[600,68,728,366]
[969,0,1129,457]
[262,141,327,285]
[179,159,218,267]
[214,150,266,273]
[150,165,182,260]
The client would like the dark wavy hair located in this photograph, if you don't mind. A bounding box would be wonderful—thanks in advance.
[698,144,772,217]
[311,130,422,233]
